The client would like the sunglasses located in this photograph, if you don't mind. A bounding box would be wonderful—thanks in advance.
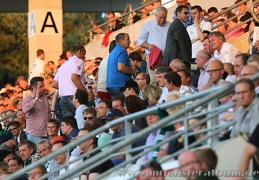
[84,116,94,120]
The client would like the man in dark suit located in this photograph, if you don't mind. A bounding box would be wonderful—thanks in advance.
[163,5,192,66]
[6,121,27,152]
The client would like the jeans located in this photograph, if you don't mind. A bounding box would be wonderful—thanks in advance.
[60,96,76,118]
[106,88,124,99]
[27,133,47,145]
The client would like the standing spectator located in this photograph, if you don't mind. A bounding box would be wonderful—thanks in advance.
[97,40,116,101]
[209,31,240,64]
[29,49,45,81]
[173,0,193,28]
[73,89,88,129]
[21,77,51,144]
[137,6,170,84]
[106,33,134,98]
[163,6,192,66]
[187,5,212,61]
[52,44,87,118]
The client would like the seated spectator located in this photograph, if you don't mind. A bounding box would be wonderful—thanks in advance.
[206,60,225,86]
[207,7,219,27]
[0,162,8,175]
[107,12,125,31]
[7,156,24,173]
[209,31,240,63]
[96,100,112,118]
[247,54,259,69]
[231,79,259,138]
[112,95,126,115]
[225,12,244,40]
[216,19,227,34]
[92,22,105,41]
[188,116,206,143]
[142,84,162,105]
[125,95,148,129]
[139,161,164,180]
[135,73,150,99]
[102,109,147,165]
[6,120,27,152]
[177,69,198,92]
[18,140,37,166]
[47,119,61,144]
[28,165,47,180]
[92,81,100,108]
[194,148,219,179]
[37,139,60,180]
[139,109,173,163]
[83,107,97,122]
[240,65,259,95]
[60,116,79,145]
[78,122,114,179]
[129,51,144,79]
[0,149,14,164]
[223,63,236,84]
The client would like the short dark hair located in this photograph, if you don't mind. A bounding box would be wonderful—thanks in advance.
[75,89,89,105]
[125,95,144,114]
[164,71,182,87]
[112,95,125,106]
[37,49,44,57]
[30,76,44,87]
[176,5,188,14]
[61,116,78,129]
[191,5,202,12]
[207,7,218,13]
[129,52,142,62]
[195,148,218,171]
[155,66,172,74]
[235,53,251,66]
[19,140,36,151]
[48,119,60,129]
[141,73,150,85]
[115,33,127,44]
[109,40,116,53]
[8,157,24,166]
[99,100,112,109]
[9,121,21,128]
[236,79,255,91]
[178,69,191,84]
[72,44,85,54]
[226,12,238,23]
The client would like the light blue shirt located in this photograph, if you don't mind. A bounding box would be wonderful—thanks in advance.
[137,20,171,54]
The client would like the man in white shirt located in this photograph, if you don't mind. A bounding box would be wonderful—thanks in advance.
[29,49,45,81]
[209,31,240,64]
[187,5,212,61]
[137,6,170,84]
[73,89,88,129]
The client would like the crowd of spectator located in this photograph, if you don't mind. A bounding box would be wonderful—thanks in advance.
[1,0,259,179]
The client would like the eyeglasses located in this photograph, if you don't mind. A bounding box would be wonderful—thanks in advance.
[37,147,51,155]
[206,68,221,73]
[8,163,18,167]
[136,78,144,81]
[182,11,189,15]
[10,127,19,131]
[84,116,94,120]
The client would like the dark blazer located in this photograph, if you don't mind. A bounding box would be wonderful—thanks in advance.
[163,18,192,66]
[12,130,27,151]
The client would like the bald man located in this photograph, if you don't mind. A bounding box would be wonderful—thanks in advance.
[206,60,225,86]
[240,65,259,94]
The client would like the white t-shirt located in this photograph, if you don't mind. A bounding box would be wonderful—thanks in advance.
[29,57,45,80]
[187,20,212,58]
[97,56,108,92]
[213,42,240,64]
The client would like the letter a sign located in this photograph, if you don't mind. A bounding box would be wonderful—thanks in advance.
[41,12,58,33]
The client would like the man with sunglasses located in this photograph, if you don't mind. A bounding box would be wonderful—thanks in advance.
[163,5,192,66]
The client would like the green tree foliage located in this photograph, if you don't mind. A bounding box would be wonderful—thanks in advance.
[0,13,28,88]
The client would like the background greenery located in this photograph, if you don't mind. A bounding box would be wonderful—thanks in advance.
[0,12,104,88]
